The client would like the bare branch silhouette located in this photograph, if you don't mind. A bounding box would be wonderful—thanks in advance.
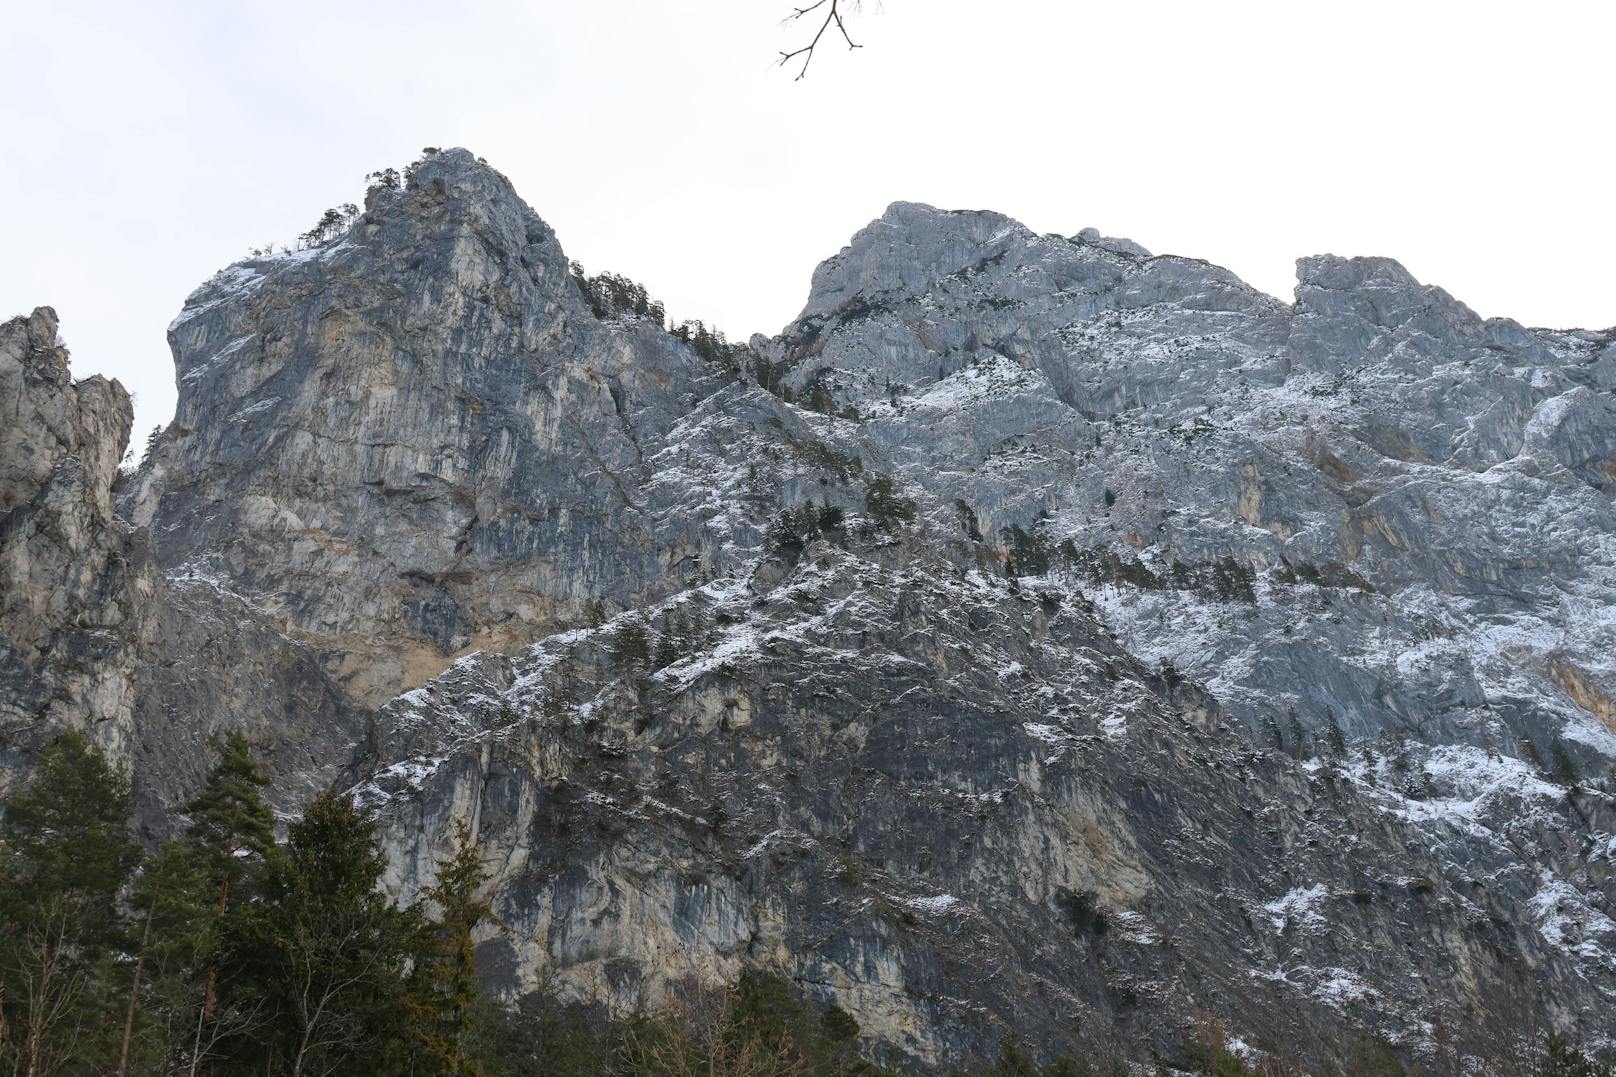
[778,1,862,80]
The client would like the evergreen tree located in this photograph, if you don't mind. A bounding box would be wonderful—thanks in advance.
[653,614,680,670]
[609,615,651,670]
[0,731,140,1076]
[583,598,608,630]
[1550,737,1581,788]
[406,822,495,1075]
[216,793,414,1075]
[864,474,916,532]
[1325,710,1347,757]
[180,730,277,1067]
[184,731,277,917]
[119,841,213,1075]
[1539,1032,1613,1077]
[1285,709,1309,759]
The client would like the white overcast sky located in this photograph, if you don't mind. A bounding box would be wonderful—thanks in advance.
[4,0,1613,442]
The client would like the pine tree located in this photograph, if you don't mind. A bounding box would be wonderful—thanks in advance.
[1325,710,1347,756]
[653,613,680,670]
[609,616,650,670]
[406,822,496,1075]
[864,474,916,532]
[119,841,213,1075]
[217,793,414,1075]
[1550,737,1581,788]
[0,731,140,1076]
[583,598,608,630]
[1285,709,1309,759]
[185,731,277,915]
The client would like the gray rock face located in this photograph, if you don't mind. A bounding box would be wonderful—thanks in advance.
[1,307,363,828]
[129,150,728,705]
[7,150,1616,1069]
[1,306,152,785]
[351,540,1609,1070]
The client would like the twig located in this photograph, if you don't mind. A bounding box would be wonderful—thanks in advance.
[778,0,861,80]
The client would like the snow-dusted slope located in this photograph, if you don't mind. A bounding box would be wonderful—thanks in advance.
[9,150,1614,1070]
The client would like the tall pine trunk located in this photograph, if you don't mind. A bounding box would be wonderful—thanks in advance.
[116,897,157,1077]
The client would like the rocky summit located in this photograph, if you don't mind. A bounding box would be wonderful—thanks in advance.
[4,147,1614,1071]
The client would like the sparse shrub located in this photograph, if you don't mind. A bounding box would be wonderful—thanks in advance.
[864,474,916,531]
[609,615,650,669]
[1055,887,1108,937]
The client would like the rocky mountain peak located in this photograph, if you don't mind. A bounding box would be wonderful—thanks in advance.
[6,149,1616,1071]
[129,151,727,705]
[0,305,130,524]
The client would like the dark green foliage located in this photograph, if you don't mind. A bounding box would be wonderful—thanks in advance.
[771,500,849,553]
[986,1036,1096,1077]
[1157,657,1182,689]
[570,261,666,327]
[609,615,651,670]
[1539,1032,1614,1077]
[670,317,760,380]
[1325,710,1347,756]
[1175,1033,1259,1076]
[1064,546,1263,600]
[1055,887,1107,937]
[298,202,359,247]
[1003,523,1053,578]
[1550,737,1581,787]
[1347,1032,1408,1076]
[584,597,608,629]
[1273,556,1376,593]
[955,499,984,542]
[1259,714,1285,752]
[123,840,215,1072]
[653,620,679,671]
[470,968,892,1076]
[987,1035,1038,1076]
[1209,556,1258,603]
[801,369,840,415]
[864,474,917,531]
[790,438,863,482]
[406,822,496,1075]
[0,731,140,1075]
[215,792,416,1074]
[184,730,277,911]
[1285,709,1309,759]
[0,730,139,945]
[365,166,401,194]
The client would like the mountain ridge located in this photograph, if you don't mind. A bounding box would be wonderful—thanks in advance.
[4,146,1614,1071]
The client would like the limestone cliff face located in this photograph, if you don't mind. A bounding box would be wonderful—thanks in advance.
[7,150,1616,1069]
[0,306,154,783]
[1,307,363,827]
[129,150,728,706]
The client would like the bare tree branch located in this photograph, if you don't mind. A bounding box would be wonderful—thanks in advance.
[778,0,862,81]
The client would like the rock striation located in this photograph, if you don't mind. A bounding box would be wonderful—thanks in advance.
[128,151,728,706]
[5,148,1615,1069]
[1,308,363,829]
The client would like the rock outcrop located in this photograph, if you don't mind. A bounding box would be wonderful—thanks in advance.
[1,308,363,828]
[6,148,1615,1069]
[128,151,729,706]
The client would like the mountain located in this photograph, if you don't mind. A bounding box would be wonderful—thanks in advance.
[4,148,1613,1071]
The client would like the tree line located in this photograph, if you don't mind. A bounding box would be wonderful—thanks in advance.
[0,730,494,1075]
[0,731,897,1076]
